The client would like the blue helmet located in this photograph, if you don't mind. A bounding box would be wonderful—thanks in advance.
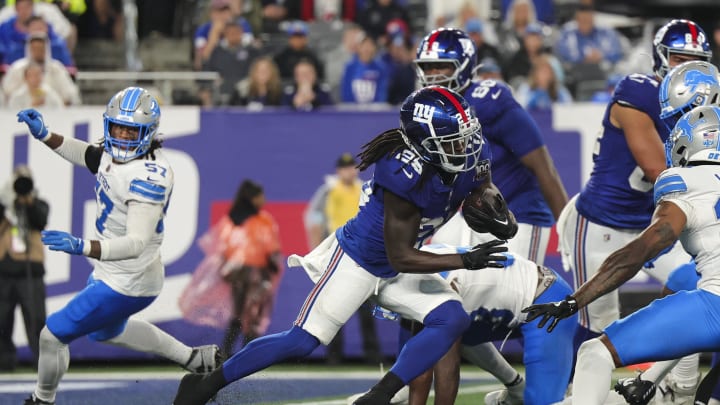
[414,28,477,92]
[103,87,161,162]
[400,85,483,173]
[659,60,720,132]
[653,19,711,78]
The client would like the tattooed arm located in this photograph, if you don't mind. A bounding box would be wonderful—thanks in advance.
[571,201,686,307]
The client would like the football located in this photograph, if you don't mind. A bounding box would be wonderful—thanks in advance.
[462,184,518,240]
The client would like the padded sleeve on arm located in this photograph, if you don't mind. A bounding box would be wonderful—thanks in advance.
[98,201,163,261]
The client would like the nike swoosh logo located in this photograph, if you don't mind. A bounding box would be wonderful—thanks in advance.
[146,177,161,182]
[494,217,508,225]
[491,90,502,99]
[402,168,414,179]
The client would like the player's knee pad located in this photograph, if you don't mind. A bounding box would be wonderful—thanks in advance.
[285,326,321,357]
[577,338,614,369]
[40,326,63,347]
[423,300,471,336]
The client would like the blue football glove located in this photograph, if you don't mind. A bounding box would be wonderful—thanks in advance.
[41,230,85,255]
[17,109,50,141]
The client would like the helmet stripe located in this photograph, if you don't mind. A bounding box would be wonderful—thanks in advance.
[688,21,698,45]
[431,86,469,123]
[425,30,441,54]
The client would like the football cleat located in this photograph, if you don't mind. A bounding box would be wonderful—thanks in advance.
[173,373,216,405]
[655,373,701,405]
[182,344,222,374]
[23,394,54,405]
[614,375,656,405]
[484,376,525,405]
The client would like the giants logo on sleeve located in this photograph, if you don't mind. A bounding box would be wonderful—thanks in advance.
[413,103,435,123]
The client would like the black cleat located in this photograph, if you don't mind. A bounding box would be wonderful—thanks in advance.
[23,394,54,405]
[173,373,218,405]
[183,345,222,374]
[614,375,657,405]
[352,389,393,405]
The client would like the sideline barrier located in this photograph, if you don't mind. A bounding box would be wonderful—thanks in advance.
[2,104,654,360]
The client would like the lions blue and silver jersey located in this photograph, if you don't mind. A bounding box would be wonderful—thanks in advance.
[576,73,667,229]
[655,166,720,296]
[337,147,492,278]
[464,79,554,226]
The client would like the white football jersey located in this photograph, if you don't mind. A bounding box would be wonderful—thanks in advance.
[91,150,174,296]
[421,244,538,327]
[655,165,720,296]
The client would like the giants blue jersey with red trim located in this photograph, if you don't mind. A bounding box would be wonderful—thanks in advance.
[576,73,668,229]
[337,146,492,277]
[464,79,553,226]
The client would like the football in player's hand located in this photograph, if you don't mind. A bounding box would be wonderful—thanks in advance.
[462,184,518,240]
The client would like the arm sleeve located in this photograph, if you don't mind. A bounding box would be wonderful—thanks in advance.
[98,201,163,261]
[52,136,93,168]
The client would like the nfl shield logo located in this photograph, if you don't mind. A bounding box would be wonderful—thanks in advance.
[603,234,610,242]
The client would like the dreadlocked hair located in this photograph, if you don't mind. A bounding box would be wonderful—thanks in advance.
[357,128,407,171]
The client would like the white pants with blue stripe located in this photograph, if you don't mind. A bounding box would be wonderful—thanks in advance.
[288,234,460,345]
[431,211,552,265]
[558,195,691,332]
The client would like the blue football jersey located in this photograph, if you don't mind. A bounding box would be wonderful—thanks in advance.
[464,79,554,226]
[576,73,668,229]
[337,146,492,278]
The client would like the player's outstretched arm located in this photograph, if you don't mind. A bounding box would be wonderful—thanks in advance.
[523,201,686,332]
[42,201,163,260]
[17,108,95,169]
[383,190,507,273]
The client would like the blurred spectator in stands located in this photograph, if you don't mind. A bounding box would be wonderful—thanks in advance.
[0,16,77,71]
[501,0,553,25]
[259,0,287,33]
[7,63,64,108]
[231,56,283,108]
[286,0,356,23]
[383,33,415,105]
[2,32,80,105]
[712,22,720,69]
[76,0,122,42]
[5,0,84,50]
[515,54,572,110]
[193,0,235,71]
[357,0,409,42]
[282,58,333,110]
[503,22,547,87]
[555,4,624,72]
[325,23,364,100]
[340,35,388,103]
[0,0,72,47]
[426,0,491,31]
[497,0,538,61]
[465,18,500,66]
[589,73,622,103]
[475,57,503,81]
[200,19,261,106]
[274,20,325,81]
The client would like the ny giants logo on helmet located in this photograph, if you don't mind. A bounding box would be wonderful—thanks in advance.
[413,103,435,123]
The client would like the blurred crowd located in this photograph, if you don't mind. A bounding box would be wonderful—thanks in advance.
[0,0,719,110]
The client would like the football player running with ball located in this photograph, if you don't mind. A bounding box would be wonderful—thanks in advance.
[173,86,516,405]
[18,87,220,405]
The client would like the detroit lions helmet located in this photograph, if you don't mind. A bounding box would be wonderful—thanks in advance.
[653,19,711,78]
[415,28,477,92]
[103,86,161,162]
[400,86,483,173]
[659,60,720,131]
[666,105,720,167]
